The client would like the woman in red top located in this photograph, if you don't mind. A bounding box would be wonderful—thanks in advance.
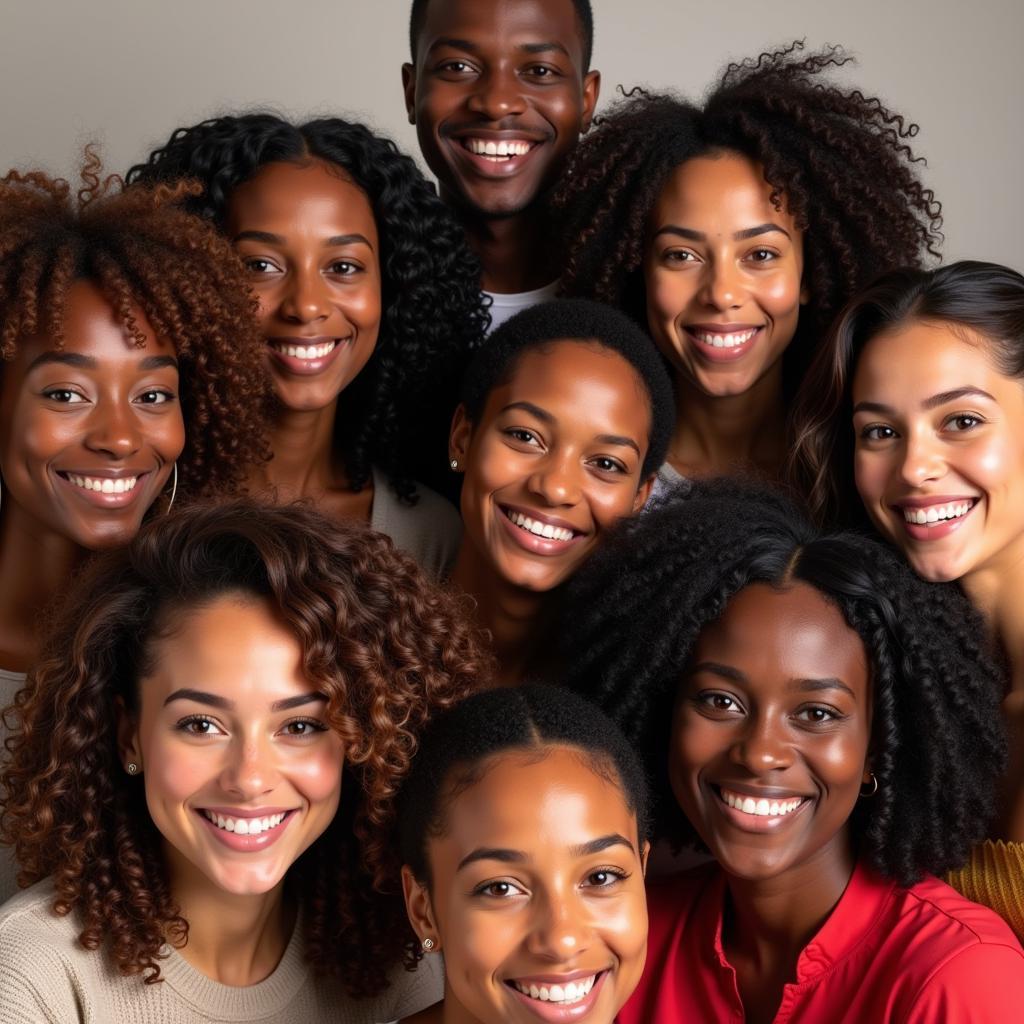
[563,478,1024,1022]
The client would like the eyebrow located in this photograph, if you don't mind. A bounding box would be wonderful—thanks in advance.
[163,689,327,711]
[500,403,642,455]
[232,230,374,251]
[569,833,636,858]
[853,386,996,416]
[689,664,854,699]
[690,661,745,683]
[26,352,177,373]
[457,834,635,873]
[653,222,792,243]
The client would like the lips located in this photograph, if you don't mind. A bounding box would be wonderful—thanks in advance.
[711,783,811,833]
[446,129,550,178]
[56,469,153,509]
[497,503,586,558]
[505,968,609,1022]
[196,806,298,852]
[266,335,350,377]
[891,495,979,542]
[684,323,764,363]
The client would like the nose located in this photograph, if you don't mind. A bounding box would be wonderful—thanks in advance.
[525,891,591,961]
[899,432,946,488]
[730,712,792,774]
[699,257,745,311]
[279,267,330,325]
[466,66,528,120]
[527,451,583,508]
[220,733,279,800]
[83,397,142,459]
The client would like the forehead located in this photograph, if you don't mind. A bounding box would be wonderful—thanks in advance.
[416,0,585,62]
[695,582,868,698]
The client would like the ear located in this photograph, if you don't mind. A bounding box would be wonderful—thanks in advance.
[402,865,441,950]
[631,471,656,513]
[449,403,473,470]
[580,70,601,133]
[402,63,417,125]
[640,839,651,878]
[115,695,143,774]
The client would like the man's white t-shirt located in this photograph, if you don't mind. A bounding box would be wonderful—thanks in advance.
[484,281,560,334]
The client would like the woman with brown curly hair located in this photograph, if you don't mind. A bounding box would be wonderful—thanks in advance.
[0,499,487,1021]
[555,42,942,490]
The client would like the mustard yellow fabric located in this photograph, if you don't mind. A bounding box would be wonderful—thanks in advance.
[947,840,1024,941]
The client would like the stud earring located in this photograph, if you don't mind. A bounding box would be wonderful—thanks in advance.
[860,772,878,797]
[449,458,459,471]
[164,462,178,516]
[422,937,436,951]
[126,763,139,776]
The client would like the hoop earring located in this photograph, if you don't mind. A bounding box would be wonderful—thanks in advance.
[860,772,879,798]
[165,463,178,515]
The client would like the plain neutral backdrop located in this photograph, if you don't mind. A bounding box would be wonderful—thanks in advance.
[1,0,1020,269]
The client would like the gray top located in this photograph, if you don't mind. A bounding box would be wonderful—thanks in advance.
[0,668,27,906]
[371,468,462,580]
[647,461,690,508]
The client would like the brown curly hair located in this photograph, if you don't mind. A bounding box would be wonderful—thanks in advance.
[0,151,271,497]
[554,42,943,392]
[0,499,490,996]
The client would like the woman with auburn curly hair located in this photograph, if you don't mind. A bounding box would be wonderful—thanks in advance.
[128,114,489,575]
[0,499,488,1021]
[561,478,1024,1022]
[555,42,941,491]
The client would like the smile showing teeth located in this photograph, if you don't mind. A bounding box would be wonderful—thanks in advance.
[693,328,758,349]
[271,340,338,360]
[202,810,288,836]
[721,788,804,817]
[504,508,575,542]
[901,500,975,525]
[462,138,534,161]
[511,974,597,1004]
[67,474,139,494]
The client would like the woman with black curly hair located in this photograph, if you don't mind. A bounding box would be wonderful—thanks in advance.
[0,499,487,1021]
[128,113,489,575]
[562,478,1024,1022]
[555,42,941,492]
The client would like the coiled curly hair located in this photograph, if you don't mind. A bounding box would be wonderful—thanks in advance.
[555,41,943,391]
[0,152,270,497]
[127,114,488,502]
[560,477,1005,885]
[0,499,490,996]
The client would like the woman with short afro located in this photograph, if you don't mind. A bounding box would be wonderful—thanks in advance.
[561,478,1023,1022]
[129,114,489,577]
[555,42,942,491]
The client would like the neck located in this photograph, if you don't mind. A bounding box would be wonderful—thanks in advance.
[445,192,554,294]
[249,403,346,500]
[0,504,85,671]
[667,366,786,479]
[451,543,551,686]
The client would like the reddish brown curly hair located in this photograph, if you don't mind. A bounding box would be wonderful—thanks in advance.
[0,499,490,996]
[0,150,270,497]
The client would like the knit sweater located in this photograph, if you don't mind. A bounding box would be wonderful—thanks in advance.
[947,839,1024,941]
[0,667,27,906]
[0,881,442,1024]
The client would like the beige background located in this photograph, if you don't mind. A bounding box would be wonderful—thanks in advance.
[1,0,1020,269]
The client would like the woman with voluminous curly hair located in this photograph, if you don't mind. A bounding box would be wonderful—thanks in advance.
[561,478,1024,1022]
[555,41,942,492]
[0,499,489,1021]
[128,114,489,576]
[0,155,270,898]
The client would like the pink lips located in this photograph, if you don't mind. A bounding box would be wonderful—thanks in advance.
[684,324,763,364]
[196,807,297,853]
[448,133,546,179]
[712,784,810,834]
[56,469,152,510]
[266,336,347,377]
[506,969,609,1023]
[892,496,978,542]
[497,504,585,557]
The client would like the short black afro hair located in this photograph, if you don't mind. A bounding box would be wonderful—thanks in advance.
[409,0,594,70]
[561,477,1006,886]
[460,297,674,477]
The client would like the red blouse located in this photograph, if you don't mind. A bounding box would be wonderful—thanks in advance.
[619,860,1024,1023]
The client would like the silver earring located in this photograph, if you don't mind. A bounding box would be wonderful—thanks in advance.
[449,458,459,471]
[126,762,139,775]
[164,462,178,515]
[860,772,878,798]
[422,937,435,951]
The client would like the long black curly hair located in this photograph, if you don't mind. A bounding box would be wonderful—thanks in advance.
[555,41,943,393]
[127,114,488,502]
[560,477,1006,885]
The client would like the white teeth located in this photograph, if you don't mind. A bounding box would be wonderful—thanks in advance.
[504,508,575,542]
[694,328,757,349]
[513,975,596,1003]
[203,810,287,836]
[464,138,533,161]
[273,340,337,360]
[902,500,974,525]
[68,474,139,494]
[721,788,803,817]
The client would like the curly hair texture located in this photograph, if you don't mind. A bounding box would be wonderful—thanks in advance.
[561,478,1006,886]
[0,152,270,497]
[0,500,489,995]
[127,114,488,502]
[460,298,674,476]
[555,42,943,391]
[789,260,1024,528]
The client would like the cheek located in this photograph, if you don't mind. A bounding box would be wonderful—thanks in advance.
[587,485,642,533]
[282,743,344,807]
[143,735,214,812]
[757,272,803,325]
[854,450,891,505]
[441,901,520,994]
[646,269,694,327]
[344,281,383,334]
[967,434,1024,485]
[150,413,187,462]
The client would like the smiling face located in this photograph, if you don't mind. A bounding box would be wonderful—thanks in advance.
[224,160,381,413]
[0,279,184,550]
[670,583,871,884]
[120,594,345,897]
[405,745,648,1024]
[403,0,599,219]
[852,319,1024,584]
[451,340,654,593]
[644,152,806,399]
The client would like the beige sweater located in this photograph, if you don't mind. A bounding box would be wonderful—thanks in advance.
[0,881,442,1023]
[0,667,27,906]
